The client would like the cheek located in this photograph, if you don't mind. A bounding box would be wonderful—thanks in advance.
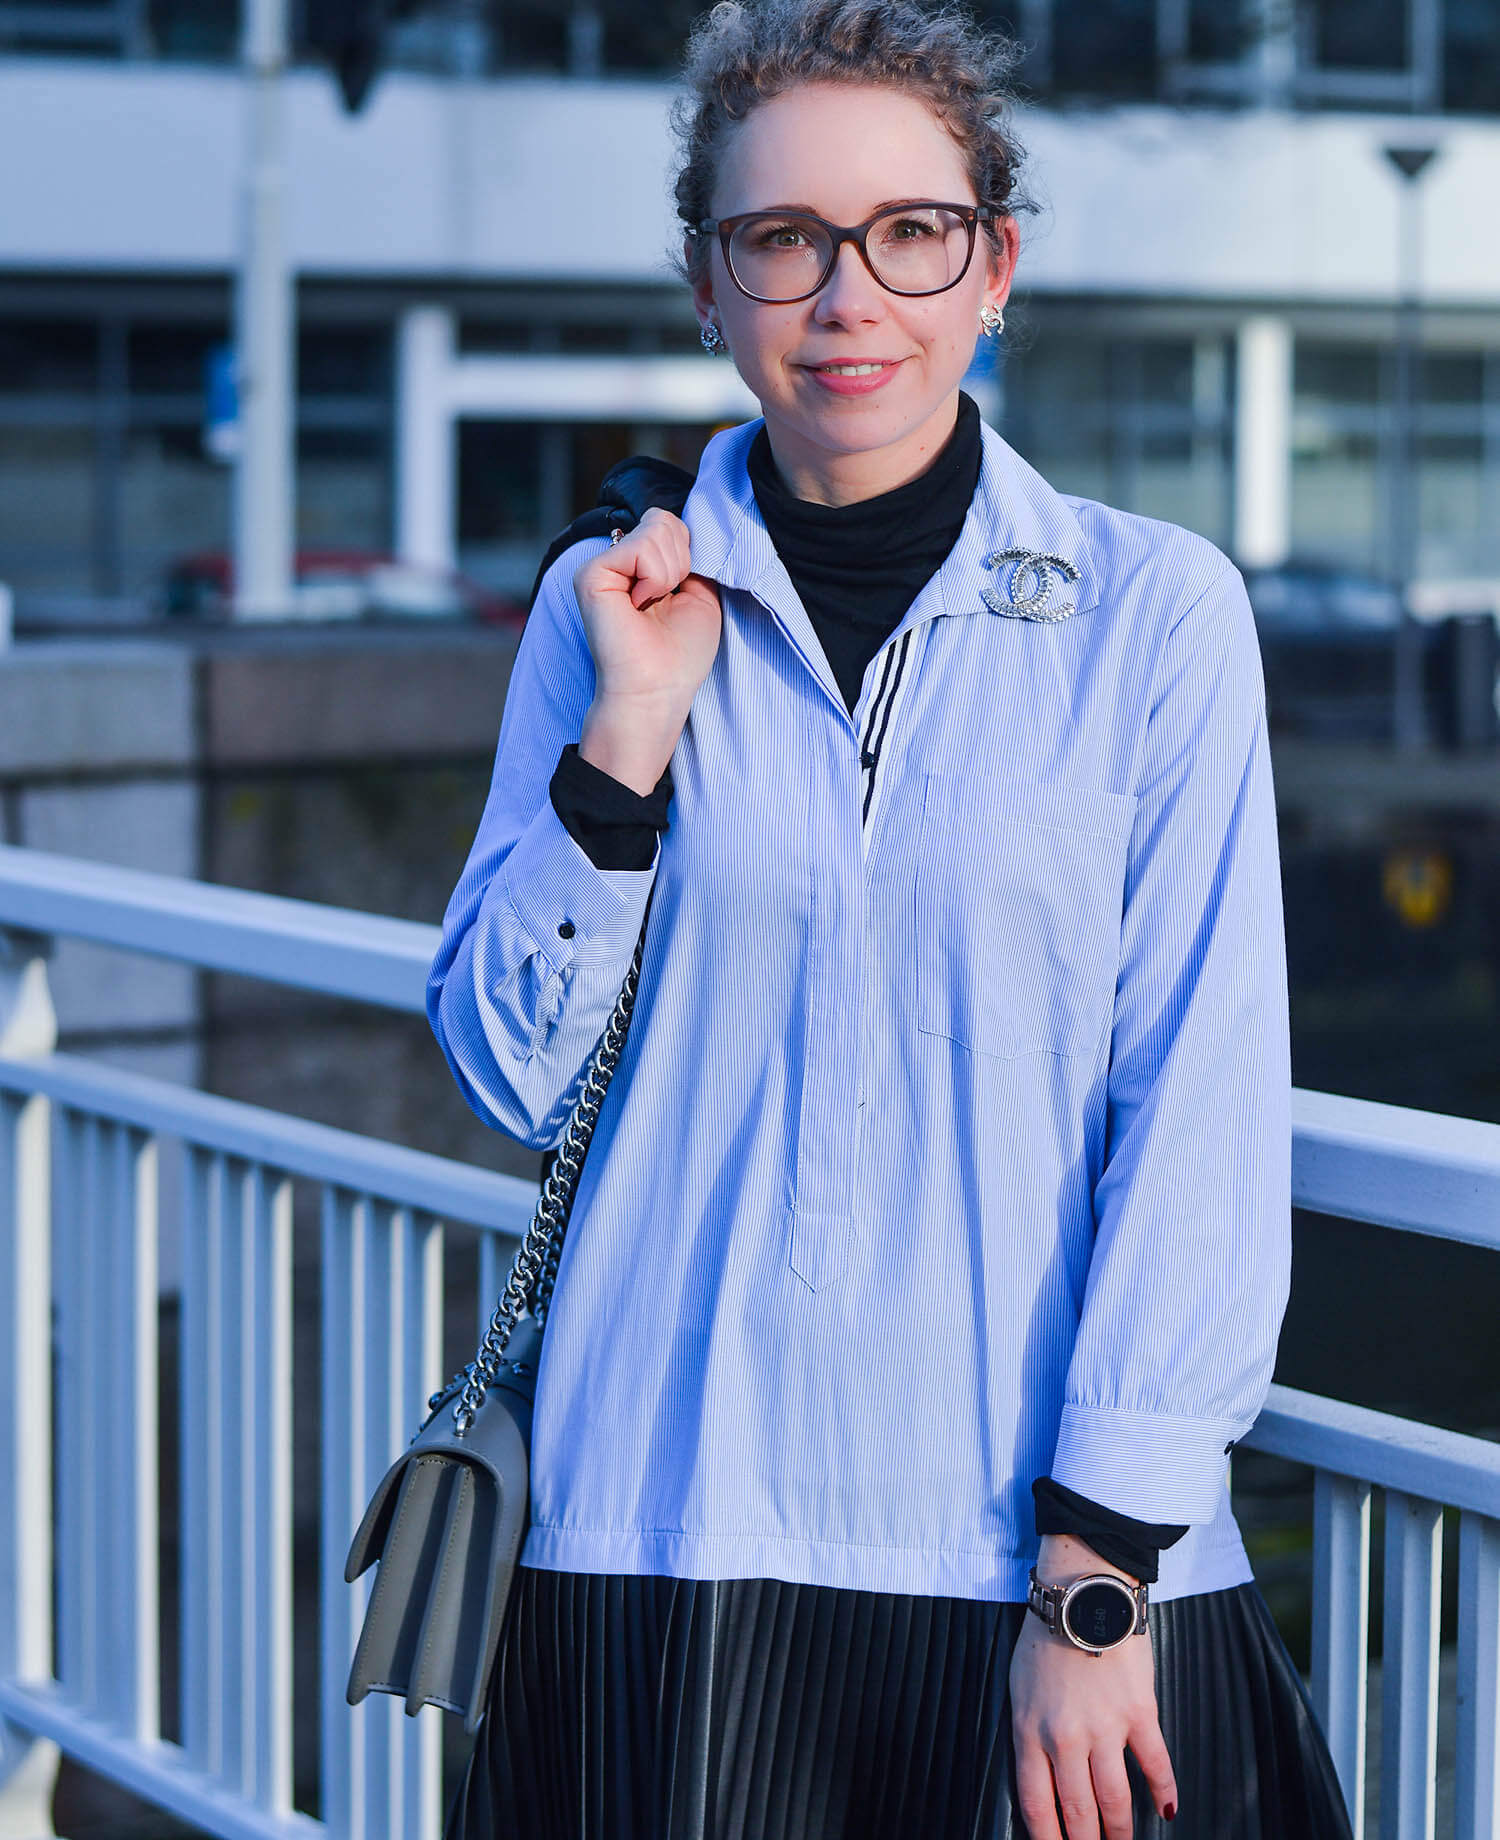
[725,308,801,376]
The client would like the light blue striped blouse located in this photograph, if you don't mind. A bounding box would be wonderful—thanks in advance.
[426,414,1292,1604]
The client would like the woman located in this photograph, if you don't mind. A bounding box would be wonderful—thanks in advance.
[427,3,1351,1836]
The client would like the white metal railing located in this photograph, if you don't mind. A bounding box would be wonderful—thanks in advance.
[1,840,1499,1840]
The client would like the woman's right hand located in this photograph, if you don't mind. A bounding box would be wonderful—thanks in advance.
[571,507,723,795]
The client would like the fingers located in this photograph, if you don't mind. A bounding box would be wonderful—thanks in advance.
[615,507,693,611]
[1050,1741,1102,1840]
[1014,1731,1066,1840]
[1129,1709,1179,1823]
[1090,1750,1136,1840]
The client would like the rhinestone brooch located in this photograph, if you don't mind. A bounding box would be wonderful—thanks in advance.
[981,548,1083,622]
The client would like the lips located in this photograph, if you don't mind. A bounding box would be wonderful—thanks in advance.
[800,356,907,396]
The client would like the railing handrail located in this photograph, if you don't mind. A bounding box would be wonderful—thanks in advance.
[0,842,433,1013]
[0,1049,538,1235]
[4,841,1500,1252]
[1248,1383,1500,1519]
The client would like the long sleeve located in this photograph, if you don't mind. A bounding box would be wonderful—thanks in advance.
[1049,563,1292,1526]
[425,539,662,1149]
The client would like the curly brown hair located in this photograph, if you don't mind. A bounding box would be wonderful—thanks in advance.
[670,0,1033,285]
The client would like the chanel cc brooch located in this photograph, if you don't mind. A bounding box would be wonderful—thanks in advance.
[982,548,1083,622]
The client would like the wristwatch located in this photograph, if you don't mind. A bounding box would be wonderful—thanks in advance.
[1027,1566,1149,1657]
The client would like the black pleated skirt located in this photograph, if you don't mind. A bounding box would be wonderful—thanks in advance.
[445,1569,1352,1840]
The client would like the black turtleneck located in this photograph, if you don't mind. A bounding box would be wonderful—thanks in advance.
[746,389,983,714]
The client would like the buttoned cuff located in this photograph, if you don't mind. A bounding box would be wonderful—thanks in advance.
[500,797,657,970]
[1049,1404,1243,1525]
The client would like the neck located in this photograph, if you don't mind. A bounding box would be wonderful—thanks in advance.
[761,391,964,506]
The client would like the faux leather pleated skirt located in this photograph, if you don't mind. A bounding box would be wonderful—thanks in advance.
[445,1569,1352,1840]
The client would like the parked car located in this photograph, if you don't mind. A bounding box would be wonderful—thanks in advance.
[1236,557,1434,743]
[1238,558,1404,636]
[162,550,526,627]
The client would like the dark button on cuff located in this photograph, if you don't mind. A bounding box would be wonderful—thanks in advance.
[557,921,576,940]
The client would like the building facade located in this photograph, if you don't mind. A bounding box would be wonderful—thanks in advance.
[1,0,1499,619]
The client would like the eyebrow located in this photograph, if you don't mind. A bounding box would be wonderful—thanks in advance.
[745,196,949,216]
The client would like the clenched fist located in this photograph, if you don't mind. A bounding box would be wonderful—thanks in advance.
[571,507,723,796]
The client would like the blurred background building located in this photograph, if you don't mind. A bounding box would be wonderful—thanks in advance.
[3,12,1500,1835]
[1,0,1498,624]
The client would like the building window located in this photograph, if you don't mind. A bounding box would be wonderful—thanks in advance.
[121,420,230,596]
[297,427,389,552]
[1004,329,1233,549]
[1049,0,1158,98]
[1444,0,1500,112]
[1313,0,1409,73]
[1291,342,1500,580]
[0,426,97,597]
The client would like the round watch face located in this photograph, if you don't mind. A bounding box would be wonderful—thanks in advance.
[1063,1580,1136,1650]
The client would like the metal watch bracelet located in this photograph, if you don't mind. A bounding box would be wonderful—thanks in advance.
[1026,1566,1149,1657]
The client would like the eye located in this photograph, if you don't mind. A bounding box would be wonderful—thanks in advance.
[881,212,943,243]
[748,219,813,250]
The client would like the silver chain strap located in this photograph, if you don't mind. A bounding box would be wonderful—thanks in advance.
[439,921,648,1438]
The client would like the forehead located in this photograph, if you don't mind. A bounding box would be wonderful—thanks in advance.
[713,82,973,217]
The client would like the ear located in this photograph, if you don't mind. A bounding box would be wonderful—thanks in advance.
[982,215,1021,313]
[688,239,719,332]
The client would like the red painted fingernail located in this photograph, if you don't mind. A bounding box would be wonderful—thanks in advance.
[1164,1803,1176,1822]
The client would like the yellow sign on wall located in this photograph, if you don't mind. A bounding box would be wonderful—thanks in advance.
[1381,850,1453,929]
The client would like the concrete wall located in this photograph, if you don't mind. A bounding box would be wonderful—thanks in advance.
[0,624,535,1203]
[3,58,1499,305]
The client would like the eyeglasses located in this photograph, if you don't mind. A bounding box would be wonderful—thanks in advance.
[690,201,999,304]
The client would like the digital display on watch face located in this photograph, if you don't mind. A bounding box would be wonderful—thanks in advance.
[1064,1581,1135,1649]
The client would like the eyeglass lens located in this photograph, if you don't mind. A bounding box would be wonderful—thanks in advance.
[727,207,973,301]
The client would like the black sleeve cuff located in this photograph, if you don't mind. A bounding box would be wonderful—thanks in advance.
[1031,1476,1189,1586]
[549,742,673,872]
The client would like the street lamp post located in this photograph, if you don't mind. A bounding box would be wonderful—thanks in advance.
[233,0,296,621]
[1383,142,1439,752]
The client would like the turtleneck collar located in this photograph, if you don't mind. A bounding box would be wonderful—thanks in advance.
[746,391,983,637]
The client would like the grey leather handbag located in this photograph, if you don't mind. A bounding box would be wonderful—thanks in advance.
[344,921,646,1733]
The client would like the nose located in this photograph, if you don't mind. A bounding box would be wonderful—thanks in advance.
[811,236,887,328]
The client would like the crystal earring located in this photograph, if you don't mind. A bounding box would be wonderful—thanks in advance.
[700,320,727,355]
[979,303,1005,337]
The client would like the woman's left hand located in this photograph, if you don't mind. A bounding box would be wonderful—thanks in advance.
[1010,1537,1178,1840]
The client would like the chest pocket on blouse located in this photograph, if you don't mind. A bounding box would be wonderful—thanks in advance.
[916,773,1139,1062]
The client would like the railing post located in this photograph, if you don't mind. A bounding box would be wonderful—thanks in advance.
[0,927,59,1839]
[1312,1471,1371,1838]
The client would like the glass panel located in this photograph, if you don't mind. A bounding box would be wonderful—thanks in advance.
[1443,0,1500,112]
[128,322,224,396]
[146,0,238,61]
[0,318,97,395]
[296,427,388,551]
[1290,427,1381,572]
[298,326,389,399]
[602,0,704,72]
[490,0,570,72]
[1295,344,1381,408]
[458,420,543,544]
[457,419,546,596]
[1187,0,1243,62]
[1140,427,1232,544]
[1417,432,1490,577]
[1421,353,1483,405]
[119,420,230,597]
[1141,343,1195,407]
[0,425,95,595]
[1050,0,1157,98]
[1315,0,1408,71]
